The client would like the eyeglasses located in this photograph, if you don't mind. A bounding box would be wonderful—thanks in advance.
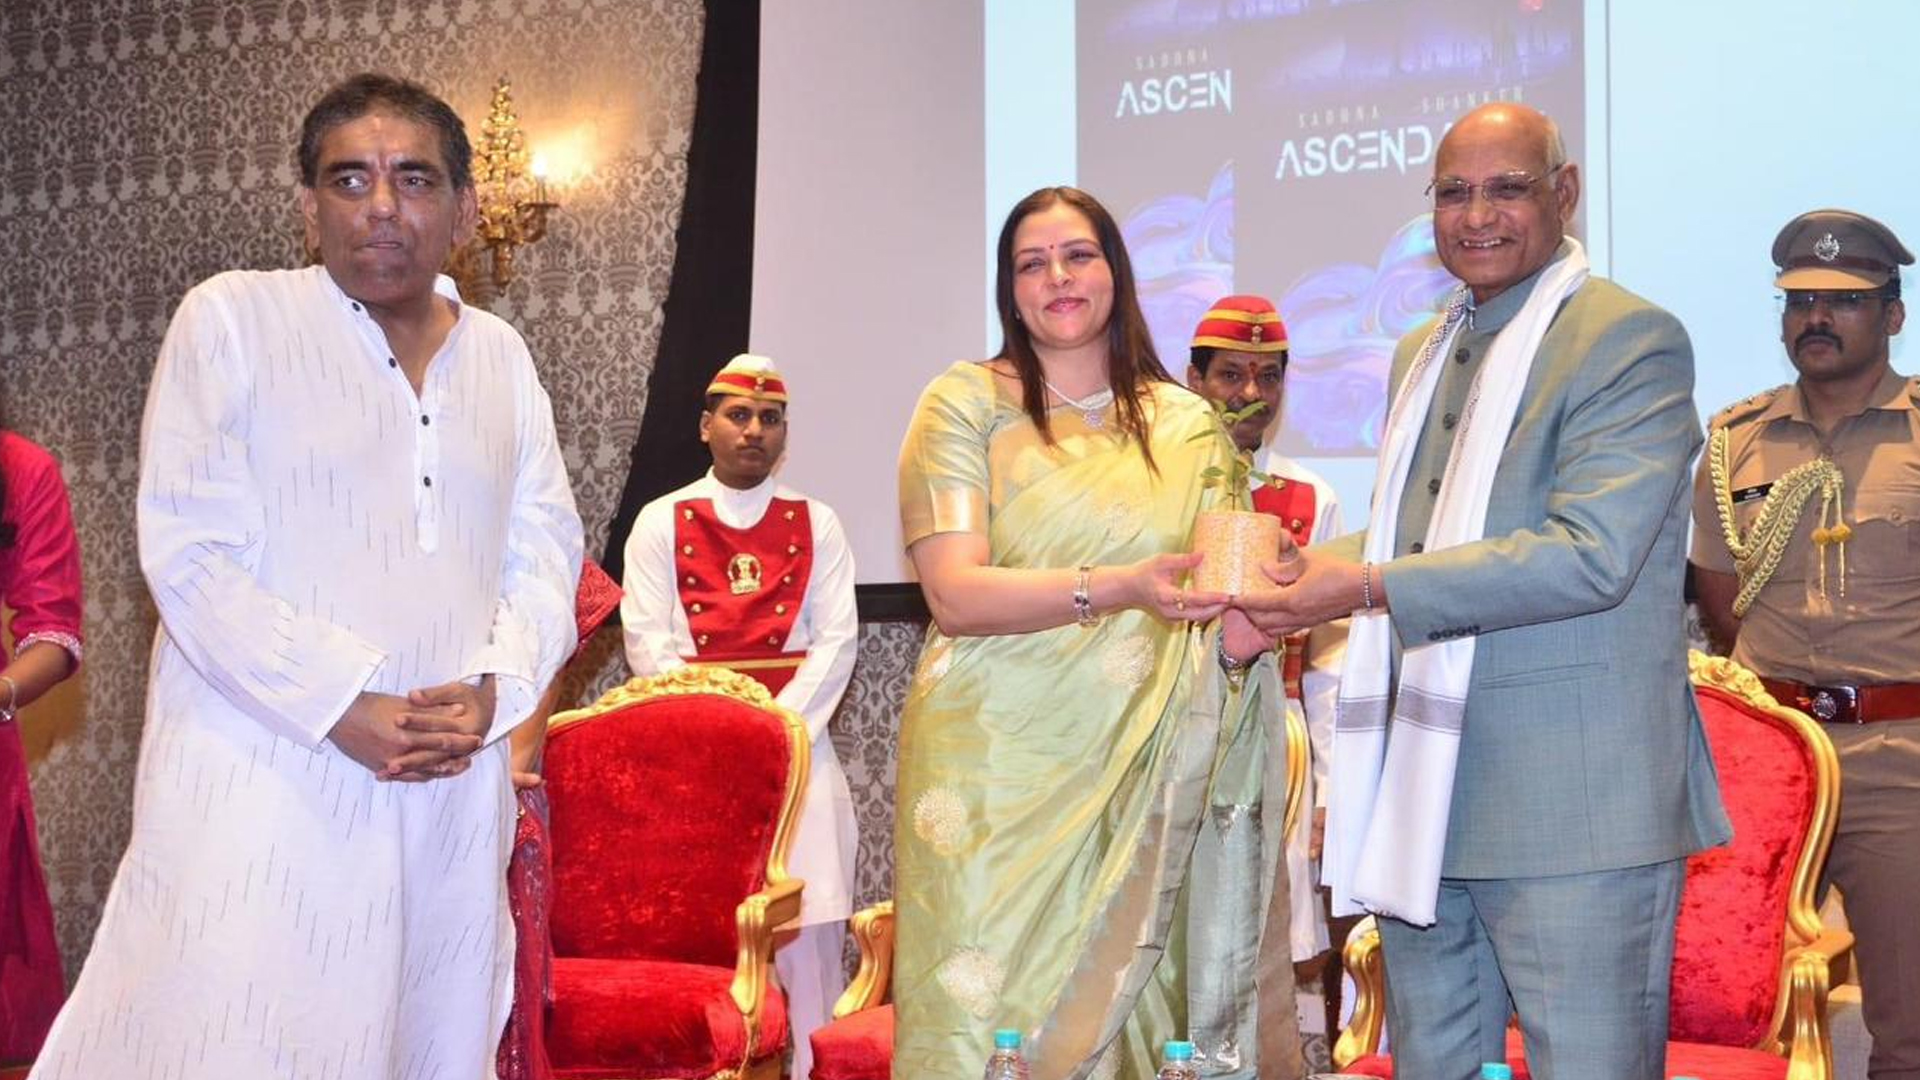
[1780,290,1895,315]
[1427,165,1563,210]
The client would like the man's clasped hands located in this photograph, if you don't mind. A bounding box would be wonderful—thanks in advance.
[327,675,499,782]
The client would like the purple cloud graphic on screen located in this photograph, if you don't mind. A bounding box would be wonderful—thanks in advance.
[1123,167,1454,456]
[1278,217,1456,454]
[1121,165,1237,372]
[1084,0,1586,456]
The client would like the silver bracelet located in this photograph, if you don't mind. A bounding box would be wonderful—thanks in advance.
[1072,565,1098,627]
[1361,561,1375,612]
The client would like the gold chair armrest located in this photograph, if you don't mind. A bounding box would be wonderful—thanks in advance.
[1332,915,1385,1068]
[1282,698,1309,842]
[729,876,806,1061]
[1792,924,1854,965]
[831,901,897,1019]
[1782,927,1852,1080]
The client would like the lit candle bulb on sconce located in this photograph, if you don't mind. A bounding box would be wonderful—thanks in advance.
[529,152,551,206]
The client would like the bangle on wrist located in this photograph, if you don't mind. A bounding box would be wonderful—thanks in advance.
[1072,565,1098,628]
[1360,561,1376,612]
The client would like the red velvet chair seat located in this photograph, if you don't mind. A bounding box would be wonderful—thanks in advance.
[1345,1027,1788,1080]
[549,957,789,1080]
[809,1003,894,1080]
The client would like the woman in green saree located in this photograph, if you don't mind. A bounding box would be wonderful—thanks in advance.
[893,187,1302,1080]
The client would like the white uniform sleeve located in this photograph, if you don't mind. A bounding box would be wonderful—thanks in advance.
[138,282,386,748]
[1302,481,1346,809]
[621,499,691,677]
[776,503,859,743]
[462,361,584,744]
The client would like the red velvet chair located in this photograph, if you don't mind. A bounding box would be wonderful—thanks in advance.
[544,668,809,1080]
[1331,651,1852,1080]
[809,902,896,1080]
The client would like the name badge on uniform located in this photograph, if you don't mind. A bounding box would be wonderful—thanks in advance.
[1732,482,1772,505]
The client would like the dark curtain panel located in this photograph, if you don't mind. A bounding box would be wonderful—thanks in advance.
[601,0,760,578]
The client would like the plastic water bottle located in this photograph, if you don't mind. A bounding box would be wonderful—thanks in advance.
[1480,1065,1514,1080]
[1158,1040,1200,1080]
[982,1028,1030,1080]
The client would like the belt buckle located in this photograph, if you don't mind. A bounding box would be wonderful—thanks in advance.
[1809,684,1861,724]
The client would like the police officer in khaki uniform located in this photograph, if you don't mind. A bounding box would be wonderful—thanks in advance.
[1691,208,1920,1080]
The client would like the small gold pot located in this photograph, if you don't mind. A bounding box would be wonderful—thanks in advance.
[1192,509,1285,596]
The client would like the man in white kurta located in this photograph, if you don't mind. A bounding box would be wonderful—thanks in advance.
[32,75,582,1080]
[620,355,858,1080]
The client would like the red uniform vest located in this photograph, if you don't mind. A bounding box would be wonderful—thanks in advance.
[672,497,813,695]
[1250,476,1319,547]
[1251,476,1320,701]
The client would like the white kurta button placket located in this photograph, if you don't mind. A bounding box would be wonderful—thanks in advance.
[336,286,459,557]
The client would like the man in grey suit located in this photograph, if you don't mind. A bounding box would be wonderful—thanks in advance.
[1232,104,1729,1079]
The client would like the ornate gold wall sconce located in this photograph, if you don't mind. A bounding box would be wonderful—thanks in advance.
[449,77,558,305]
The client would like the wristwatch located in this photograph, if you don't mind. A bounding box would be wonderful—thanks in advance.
[1216,635,1252,690]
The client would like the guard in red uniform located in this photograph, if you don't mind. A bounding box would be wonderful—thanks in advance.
[1187,295,1346,997]
[620,355,858,1079]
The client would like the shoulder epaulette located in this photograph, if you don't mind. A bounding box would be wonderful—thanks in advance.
[1708,385,1785,431]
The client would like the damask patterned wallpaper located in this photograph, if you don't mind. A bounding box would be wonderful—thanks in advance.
[833,620,921,912]
[0,0,716,974]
